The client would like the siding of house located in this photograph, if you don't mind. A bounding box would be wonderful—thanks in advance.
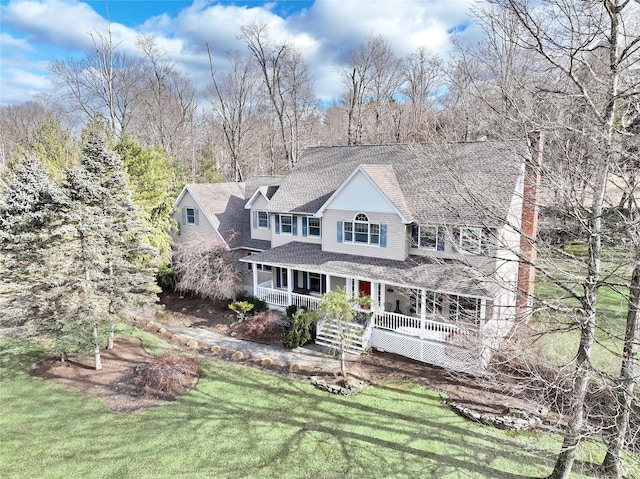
[250,194,271,242]
[172,190,221,242]
[489,165,526,321]
[271,214,323,247]
[325,170,401,214]
[322,209,407,261]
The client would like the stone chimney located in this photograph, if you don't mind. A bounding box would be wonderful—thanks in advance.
[516,131,543,318]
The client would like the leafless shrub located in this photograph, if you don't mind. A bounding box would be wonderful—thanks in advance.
[172,236,241,301]
[134,354,200,399]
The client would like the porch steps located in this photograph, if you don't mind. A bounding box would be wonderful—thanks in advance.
[315,319,369,355]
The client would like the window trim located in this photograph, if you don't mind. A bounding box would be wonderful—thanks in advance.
[458,227,483,254]
[308,272,322,293]
[307,217,321,238]
[343,213,380,246]
[280,215,293,235]
[257,211,269,229]
[184,207,197,225]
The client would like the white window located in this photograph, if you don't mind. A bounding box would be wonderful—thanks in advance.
[450,295,481,324]
[257,211,268,228]
[420,226,437,249]
[344,221,353,242]
[309,273,321,293]
[281,215,293,234]
[460,227,482,253]
[308,217,321,237]
[344,213,379,245]
[183,207,197,225]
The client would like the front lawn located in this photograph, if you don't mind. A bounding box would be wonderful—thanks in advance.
[0,336,625,479]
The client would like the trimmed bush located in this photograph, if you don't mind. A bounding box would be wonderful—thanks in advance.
[229,301,254,322]
[283,308,319,349]
[241,296,268,315]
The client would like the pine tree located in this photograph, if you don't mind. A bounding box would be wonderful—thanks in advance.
[50,131,159,369]
[0,157,66,330]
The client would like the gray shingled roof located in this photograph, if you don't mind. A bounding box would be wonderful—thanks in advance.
[266,141,529,227]
[183,176,282,250]
[240,242,495,299]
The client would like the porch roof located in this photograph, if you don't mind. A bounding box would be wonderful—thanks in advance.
[240,242,497,299]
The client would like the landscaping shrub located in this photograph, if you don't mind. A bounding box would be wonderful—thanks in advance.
[239,310,285,343]
[156,263,178,290]
[242,296,268,315]
[229,300,254,322]
[286,304,308,319]
[283,308,319,349]
[134,354,200,399]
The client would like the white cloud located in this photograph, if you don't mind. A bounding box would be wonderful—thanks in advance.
[1,0,107,51]
[0,32,34,52]
[0,0,481,105]
[1,67,54,104]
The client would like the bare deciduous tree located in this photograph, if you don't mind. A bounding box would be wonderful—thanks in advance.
[401,47,444,141]
[240,21,316,172]
[173,237,241,301]
[135,35,198,161]
[478,1,640,477]
[49,22,144,136]
[206,46,260,182]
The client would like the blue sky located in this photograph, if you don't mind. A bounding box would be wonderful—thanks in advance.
[0,0,479,105]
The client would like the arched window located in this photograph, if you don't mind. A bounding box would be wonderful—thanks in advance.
[344,213,380,245]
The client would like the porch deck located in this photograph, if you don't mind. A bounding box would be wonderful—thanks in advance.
[255,282,487,374]
[256,282,479,344]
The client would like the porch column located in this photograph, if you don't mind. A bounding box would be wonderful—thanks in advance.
[420,289,426,339]
[379,284,386,311]
[287,268,293,305]
[326,275,331,293]
[371,282,378,307]
[252,264,258,297]
[346,278,353,298]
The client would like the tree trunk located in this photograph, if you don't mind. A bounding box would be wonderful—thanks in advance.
[107,328,114,350]
[601,254,640,477]
[93,321,102,371]
[340,347,346,377]
[548,123,611,479]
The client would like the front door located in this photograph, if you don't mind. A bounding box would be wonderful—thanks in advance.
[359,281,372,309]
[359,281,371,297]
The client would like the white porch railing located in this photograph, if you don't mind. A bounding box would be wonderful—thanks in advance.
[256,284,479,347]
[292,293,320,310]
[256,285,288,307]
[316,315,372,355]
[255,283,320,310]
[372,310,479,344]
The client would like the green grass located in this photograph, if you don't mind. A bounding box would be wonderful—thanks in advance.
[0,336,629,479]
[534,242,631,374]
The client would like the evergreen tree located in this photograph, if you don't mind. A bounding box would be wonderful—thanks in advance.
[0,157,66,329]
[114,135,184,259]
[51,131,159,369]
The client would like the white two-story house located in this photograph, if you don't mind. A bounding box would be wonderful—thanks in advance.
[173,137,542,374]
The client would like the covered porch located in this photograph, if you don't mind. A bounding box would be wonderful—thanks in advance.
[241,242,500,373]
